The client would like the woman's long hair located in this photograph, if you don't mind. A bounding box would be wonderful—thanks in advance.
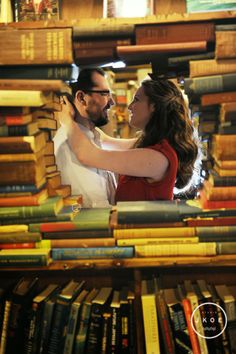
[135,78,199,189]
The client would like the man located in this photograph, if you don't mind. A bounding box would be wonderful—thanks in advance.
[54,67,117,208]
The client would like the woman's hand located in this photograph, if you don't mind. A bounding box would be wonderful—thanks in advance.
[58,95,76,133]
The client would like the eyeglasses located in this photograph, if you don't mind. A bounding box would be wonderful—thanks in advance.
[84,90,112,97]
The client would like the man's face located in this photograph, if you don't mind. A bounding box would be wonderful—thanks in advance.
[85,72,115,127]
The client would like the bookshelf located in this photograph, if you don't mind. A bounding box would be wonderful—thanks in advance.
[0,8,236,354]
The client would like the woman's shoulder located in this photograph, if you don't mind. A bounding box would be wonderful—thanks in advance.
[149,140,178,163]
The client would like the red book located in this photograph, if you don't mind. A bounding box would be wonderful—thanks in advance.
[0,188,48,206]
[186,216,236,227]
[182,298,201,354]
[199,190,236,209]
[5,114,32,126]
[0,243,35,249]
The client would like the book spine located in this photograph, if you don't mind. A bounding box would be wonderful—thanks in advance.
[51,247,134,260]
[216,242,236,255]
[0,254,48,266]
[0,233,41,243]
[38,300,55,354]
[184,73,236,96]
[63,304,80,354]
[141,294,160,354]
[114,227,195,239]
[181,299,201,354]
[0,300,11,354]
[135,243,216,257]
[73,303,91,354]
[201,91,236,106]
[190,59,236,78]
[85,304,103,353]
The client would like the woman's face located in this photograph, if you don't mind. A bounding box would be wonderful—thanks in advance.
[128,86,155,129]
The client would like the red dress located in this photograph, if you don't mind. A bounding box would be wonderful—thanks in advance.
[115,139,178,202]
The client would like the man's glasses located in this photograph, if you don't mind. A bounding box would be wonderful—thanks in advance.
[84,90,111,97]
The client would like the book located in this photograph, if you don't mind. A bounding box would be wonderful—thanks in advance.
[51,247,134,260]
[135,22,215,45]
[0,231,41,243]
[117,237,199,246]
[135,243,216,257]
[0,121,38,136]
[0,249,51,266]
[38,230,111,240]
[0,90,59,107]
[2,113,33,126]
[117,41,207,64]
[73,38,131,49]
[73,288,99,354]
[201,91,236,106]
[199,189,236,209]
[85,287,113,353]
[153,277,175,354]
[208,170,236,187]
[186,216,236,227]
[215,31,236,59]
[109,290,121,354]
[47,280,85,354]
[184,73,236,96]
[214,165,236,177]
[0,242,35,249]
[213,158,236,170]
[203,179,236,200]
[72,23,134,39]
[187,0,236,13]
[37,118,57,131]
[24,283,60,354]
[211,134,236,160]
[0,182,46,194]
[0,79,71,93]
[114,226,196,239]
[214,285,236,322]
[189,58,236,78]
[63,289,88,354]
[0,131,46,154]
[216,242,236,255]
[74,47,116,65]
[0,28,73,64]
[48,238,115,248]
[15,0,61,21]
[220,102,236,122]
[5,277,39,354]
[0,196,64,220]
[0,188,48,206]
[0,157,46,186]
[141,279,160,354]
[32,208,111,233]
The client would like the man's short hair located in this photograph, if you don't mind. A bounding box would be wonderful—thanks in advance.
[70,67,105,96]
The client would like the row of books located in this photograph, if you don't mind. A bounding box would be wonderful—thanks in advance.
[0,275,235,354]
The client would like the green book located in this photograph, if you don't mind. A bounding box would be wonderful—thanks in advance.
[0,249,51,267]
[0,196,64,220]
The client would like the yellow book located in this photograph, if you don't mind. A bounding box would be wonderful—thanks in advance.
[114,227,196,239]
[135,243,216,257]
[0,225,28,233]
[117,237,199,246]
[0,90,56,107]
[141,279,160,354]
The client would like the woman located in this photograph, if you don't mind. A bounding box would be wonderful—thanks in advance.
[60,77,199,203]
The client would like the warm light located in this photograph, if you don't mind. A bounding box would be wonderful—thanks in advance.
[101,61,126,69]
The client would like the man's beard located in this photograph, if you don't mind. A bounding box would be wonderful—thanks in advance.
[86,105,110,127]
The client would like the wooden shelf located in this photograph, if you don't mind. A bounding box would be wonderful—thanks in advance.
[0,255,236,272]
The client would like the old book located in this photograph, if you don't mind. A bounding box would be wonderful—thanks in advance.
[72,23,134,39]
[2,113,33,126]
[5,277,39,354]
[0,64,78,81]
[182,281,208,354]
[109,290,121,354]
[211,134,236,160]
[114,226,196,239]
[0,231,41,244]
[186,216,236,227]
[49,238,115,248]
[117,237,199,246]
[33,208,111,232]
[73,288,99,354]
[0,79,71,93]
[15,0,61,21]
[214,165,236,177]
[215,31,236,59]
[117,41,207,64]
[51,246,134,260]
[63,289,88,354]
[0,181,46,195]
[208,170,236,187]
[47,280,85,354]
[36,118,57,131]
[0,90,60,107]
[184,73,236,96]
[153,277,175,354]
[73,38,131,49]
[199,189,236,209]
[0,188,48,206]
[0,156,46,186]
[0,249,51,266]
[189,58,236,78]
[135,22,215,45]
[214,285,236,322]
[203,179,236,200]
[220,102,236,122]
[0,121,39,137]
[201,91,236,106]
[196,225,236,242]
[135,243,216,257]
[216,242,236,255]
[0,196,64,220]
[0,242,36,249]
[141,279,160,354]
[214,158,236,170]
[25,283,60,354]
[85,287,113,353]
[0,28,73,64]
[42,229,111,239]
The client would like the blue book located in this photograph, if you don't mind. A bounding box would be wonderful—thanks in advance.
[52,247,134,260]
